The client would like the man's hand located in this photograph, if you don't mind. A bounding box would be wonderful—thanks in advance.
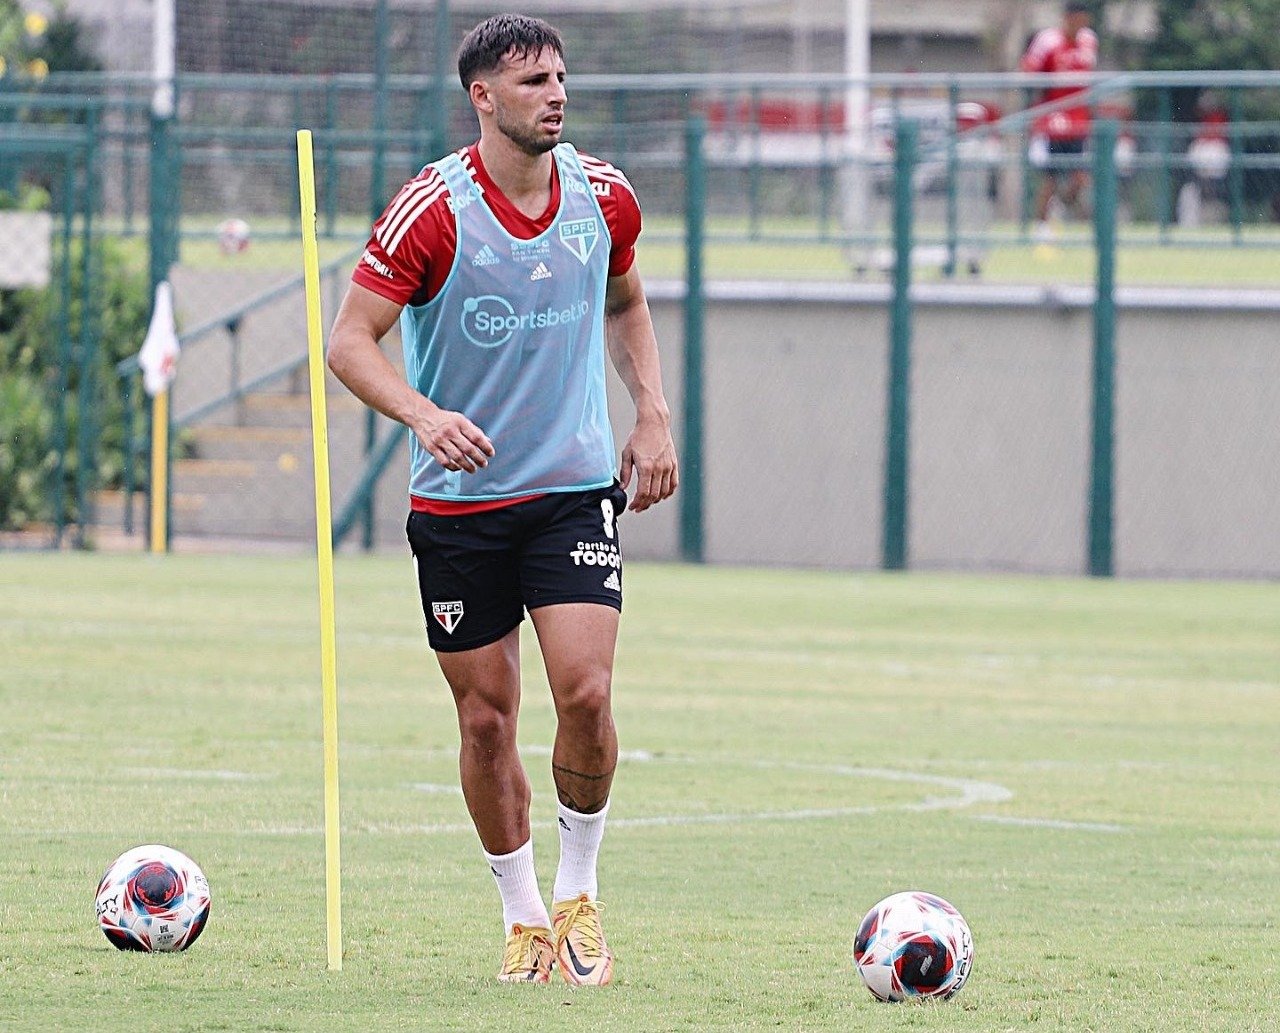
[412,405,495,474]
[619,417,677,512]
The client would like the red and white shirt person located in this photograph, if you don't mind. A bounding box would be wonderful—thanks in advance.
[1020,24,1099,142]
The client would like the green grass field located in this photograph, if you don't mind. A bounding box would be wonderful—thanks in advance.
[2,556,1278,1031]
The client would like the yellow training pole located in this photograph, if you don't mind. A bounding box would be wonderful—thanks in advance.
[296,129,343,972]
[148,390,169,554]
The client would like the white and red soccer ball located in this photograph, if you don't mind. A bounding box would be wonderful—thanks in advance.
[95,845,211,952]
[853,890,973,1002]
[216,217,251,254]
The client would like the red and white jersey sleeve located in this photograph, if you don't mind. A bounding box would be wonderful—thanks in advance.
[577,151,643,278]
[350,151,464,308]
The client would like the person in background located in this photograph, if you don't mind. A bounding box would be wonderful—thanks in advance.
[1021,1,1099,240]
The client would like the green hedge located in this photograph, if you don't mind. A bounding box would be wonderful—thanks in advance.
[0,235,149,531]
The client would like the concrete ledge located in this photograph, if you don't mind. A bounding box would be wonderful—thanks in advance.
[644,279,1280,312]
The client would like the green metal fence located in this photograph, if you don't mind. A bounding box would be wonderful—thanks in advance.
[0,120,101,547]
[2,69,1278,574]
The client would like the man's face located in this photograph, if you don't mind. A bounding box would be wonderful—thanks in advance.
[485,46,567,156]
[1064,11,1090,38]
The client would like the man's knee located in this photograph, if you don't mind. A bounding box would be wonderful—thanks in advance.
[556,670,613,725]
[457,699,519,751]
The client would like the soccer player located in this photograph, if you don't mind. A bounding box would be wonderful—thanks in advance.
[326,14,678,986]
[1020,0,1099,238]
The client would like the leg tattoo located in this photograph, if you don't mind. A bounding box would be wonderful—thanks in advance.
[552,762,616,813]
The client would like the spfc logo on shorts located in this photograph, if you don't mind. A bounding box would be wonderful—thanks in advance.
[431,600,464,634]
[558,217,599,265]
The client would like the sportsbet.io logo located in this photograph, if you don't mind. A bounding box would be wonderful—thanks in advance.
[460,295,589,348]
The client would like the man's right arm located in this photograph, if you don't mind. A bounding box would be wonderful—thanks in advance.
[1020,29,1048,73]
[327,284,494,473]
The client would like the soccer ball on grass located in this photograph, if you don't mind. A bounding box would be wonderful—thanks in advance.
[852,890,973,1002]
[95,844,211,952]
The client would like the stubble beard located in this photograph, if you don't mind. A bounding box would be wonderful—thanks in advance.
[495,109,559,157]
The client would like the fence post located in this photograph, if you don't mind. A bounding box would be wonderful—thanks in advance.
[74,111,100,547]
[148,47,180,550]
[1156,87,1172,242]
[431,0,450,156]
[1020,86,1035,239]
[881,120,916,572]
[1228,86,1244,244]
[324,80,339,237]
[680,115,706,564]
[362,0,393,549]
[944,82,959,277]
[53,154,76,548]
[123,372,137,536]
[371,0,390,222]
[1088,120,1118,578]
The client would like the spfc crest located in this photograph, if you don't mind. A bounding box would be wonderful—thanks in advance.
[431,600,464,634]
[558,217,600,265]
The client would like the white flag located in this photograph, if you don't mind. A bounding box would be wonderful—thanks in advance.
[139,280,180,397]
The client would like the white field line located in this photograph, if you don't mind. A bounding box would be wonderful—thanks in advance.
[408,782,464,795]
[15,749,1121,837]
[973,815,1126,833]
[119,767,268,781]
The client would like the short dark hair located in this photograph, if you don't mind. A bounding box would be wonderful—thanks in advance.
[1064,1,1090,14]
[457,14,565,89]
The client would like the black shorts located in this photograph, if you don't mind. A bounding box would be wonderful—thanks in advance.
[1046,137,1087,176]
[406,482,627,653]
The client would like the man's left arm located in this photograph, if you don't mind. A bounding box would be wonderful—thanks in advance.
[604,264,678,513]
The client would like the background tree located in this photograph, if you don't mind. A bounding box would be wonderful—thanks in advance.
[1141,0,1280,119]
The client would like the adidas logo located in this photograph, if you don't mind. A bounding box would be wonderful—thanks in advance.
[472,245,500,267]
[602,570,620,592]
[529,261,552,281]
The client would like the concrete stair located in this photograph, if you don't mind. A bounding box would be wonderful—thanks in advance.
[169,391,410,542]
[95,390,413,547]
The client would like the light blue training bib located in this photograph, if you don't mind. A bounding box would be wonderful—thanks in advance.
[400,143,616,501]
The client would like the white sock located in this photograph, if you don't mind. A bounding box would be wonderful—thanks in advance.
[553,800,610,903]
[483,839,550,933]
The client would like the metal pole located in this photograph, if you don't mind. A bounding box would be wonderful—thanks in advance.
[1156,87,1172,243]
[363,0,393,548]
[612,89,627,169]
[1228,86,1244,245]
[1020,86,1035,240]
[324,80,339,236]
[881,120,916,572]
[371,0,390,221]
[944,82,960,277]
[1088,120,1118,578]
[841,0,870,248]
[53,156,76,548]
[680,115,706,564]
[75,110,100,548]
[149,0,177,552]
[123,372,136,536]
[432,0,450,156]
[362,407,377,550]
[123,102,136,235]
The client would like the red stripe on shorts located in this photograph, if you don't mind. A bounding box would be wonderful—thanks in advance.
[410,493,547,516]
